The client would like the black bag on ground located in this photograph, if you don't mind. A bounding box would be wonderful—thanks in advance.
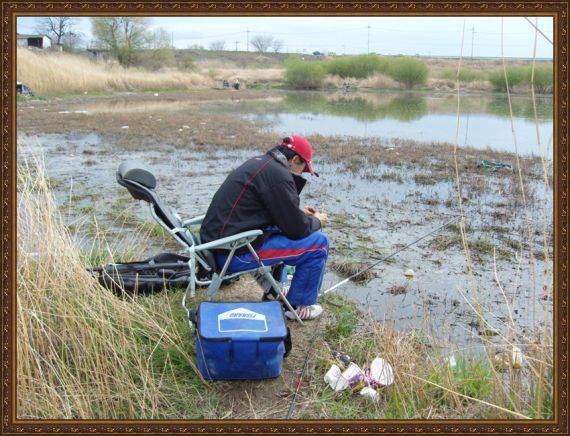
[90,253,192,295]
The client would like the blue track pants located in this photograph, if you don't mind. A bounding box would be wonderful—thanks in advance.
[215,230,329,306]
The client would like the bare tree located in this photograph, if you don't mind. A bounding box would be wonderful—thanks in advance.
[35,17,80,49]
[250,34,273,53]
[272,39,284,53]
[209,40,226,51]
[151,28,172,49]
[91,17,151,66]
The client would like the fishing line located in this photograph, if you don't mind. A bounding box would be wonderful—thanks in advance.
[320,215,459,296]
[285,216,458,418]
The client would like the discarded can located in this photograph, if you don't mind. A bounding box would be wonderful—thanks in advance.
[332,351,352,369]
[512,346,523,369]
[341,362,367,391]
[324,364,349,391]
[365,357,395,388]
[360,386,379,400]
[495,346,523,370]
[444,355,457,372]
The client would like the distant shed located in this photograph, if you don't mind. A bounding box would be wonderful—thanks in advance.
[17,34,52,49]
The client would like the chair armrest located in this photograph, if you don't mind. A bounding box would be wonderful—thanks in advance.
[194,229,263,252]
[182,215,205,226]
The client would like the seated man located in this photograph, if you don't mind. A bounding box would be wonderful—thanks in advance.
[199,135,329,320]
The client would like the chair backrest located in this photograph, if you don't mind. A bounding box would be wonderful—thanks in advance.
[116,160,217,272]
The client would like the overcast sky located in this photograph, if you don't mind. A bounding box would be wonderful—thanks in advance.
[17,16,554,58]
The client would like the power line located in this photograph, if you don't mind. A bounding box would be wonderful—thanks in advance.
[367,24,370,55]
[471,26,475,58]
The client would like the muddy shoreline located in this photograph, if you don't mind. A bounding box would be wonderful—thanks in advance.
[17,89,553,355]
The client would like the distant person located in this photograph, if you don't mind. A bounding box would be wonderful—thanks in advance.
[200,135,329,321]
[234,79,240,90]
[223,80,229,89]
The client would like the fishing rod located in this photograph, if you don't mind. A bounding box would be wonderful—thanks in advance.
[320,215,459,296]
[285,339,315,419]
[285,215,459,419]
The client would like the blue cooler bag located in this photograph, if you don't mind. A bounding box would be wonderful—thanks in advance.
[195,301,290,380]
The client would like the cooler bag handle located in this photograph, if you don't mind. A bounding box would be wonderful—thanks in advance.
[284,327,292,358]
[188,309,197,333]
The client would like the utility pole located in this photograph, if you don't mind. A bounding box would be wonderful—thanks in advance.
[367,24,371,54]
[235,40,239,51]
[246,28,250,52]
[471,26,475,58]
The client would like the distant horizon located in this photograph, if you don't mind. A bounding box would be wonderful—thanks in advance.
[17,16,554,59]
[76,45,554,62]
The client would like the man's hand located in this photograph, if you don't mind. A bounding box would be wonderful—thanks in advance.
[303,206,317,216]
[314,211,328,227]
[304,206,327,227]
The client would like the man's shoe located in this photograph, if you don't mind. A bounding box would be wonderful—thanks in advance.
[262,285,290,302]
[285,304,323,321]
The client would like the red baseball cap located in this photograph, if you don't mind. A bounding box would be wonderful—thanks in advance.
[281,135,315,176]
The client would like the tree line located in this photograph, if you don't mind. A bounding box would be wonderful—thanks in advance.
[32,17,286,67]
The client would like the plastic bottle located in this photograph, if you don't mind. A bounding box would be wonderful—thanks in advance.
[332,351,352,369]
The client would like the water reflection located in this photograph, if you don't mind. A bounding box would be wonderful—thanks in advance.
[237,91,553,156]
[282,93,429,123]
[486,94,553,120]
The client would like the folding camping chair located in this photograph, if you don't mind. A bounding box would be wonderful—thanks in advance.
[116,160,304,324]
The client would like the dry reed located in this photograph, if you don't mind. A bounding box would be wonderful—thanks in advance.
[17,149,200,419]
[17,49,215,95]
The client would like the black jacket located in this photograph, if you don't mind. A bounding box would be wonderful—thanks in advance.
[200,148,321,248]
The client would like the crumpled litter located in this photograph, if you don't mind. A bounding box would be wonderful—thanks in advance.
[324,356,394,399]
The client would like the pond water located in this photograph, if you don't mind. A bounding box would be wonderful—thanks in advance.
[228,91,553,157]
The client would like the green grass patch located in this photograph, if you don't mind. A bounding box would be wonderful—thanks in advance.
[324,54,390,79]
[387,56,429,89]
[438,68,487,83]
[136,220,169,240]
[284,55,326,89]
[488,67,527,92]
[322,293,360,341]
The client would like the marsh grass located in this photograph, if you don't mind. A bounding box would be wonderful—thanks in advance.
[17,152,213,419]
[17,49,215,96]
[328,259,375,283]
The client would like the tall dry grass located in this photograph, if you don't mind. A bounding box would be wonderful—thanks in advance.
[17,49,215,95]
[444,18,553,419]
[17,150,201,419]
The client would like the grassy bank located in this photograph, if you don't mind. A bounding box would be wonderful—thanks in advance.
[17,49,215,96]
[17,48,552,96]
[17,148,553,419]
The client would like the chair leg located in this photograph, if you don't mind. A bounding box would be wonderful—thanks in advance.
[263,271,304,325]
[207,273,223,299]
[252,263,284,292]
